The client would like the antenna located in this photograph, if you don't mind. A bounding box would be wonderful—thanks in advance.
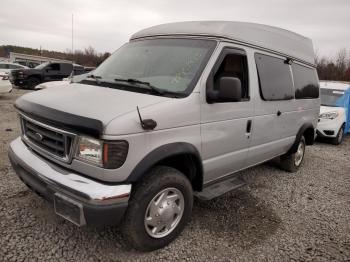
[136,106,157,130]
[136,106,143,124]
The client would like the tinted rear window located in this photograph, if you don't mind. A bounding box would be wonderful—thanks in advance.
[255,53,294,101]
[292,63,319,99]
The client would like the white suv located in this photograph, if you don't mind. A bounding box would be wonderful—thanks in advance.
[0,72,12,94]
[317,81,349,145]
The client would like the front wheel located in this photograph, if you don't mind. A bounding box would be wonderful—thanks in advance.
[280,136,306,172]
[121,166,193,251]
[331,124,344,145]
[27,77,40,89]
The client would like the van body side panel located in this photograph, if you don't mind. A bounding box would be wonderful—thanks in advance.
[247,52,296,165]
[248,51,319,166]
[199,43,254,183]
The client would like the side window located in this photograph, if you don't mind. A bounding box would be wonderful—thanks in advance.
[255,53,294,101]
[213,54,249,100]
[292,63,319,99]
[0,64,9,69]
[49,63,61,71]
[9,64,20,69]
[61,64,73,75]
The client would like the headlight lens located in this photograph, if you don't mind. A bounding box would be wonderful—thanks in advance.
[76,137,103,166]
[319,111,339,120]
[75,136,128,169]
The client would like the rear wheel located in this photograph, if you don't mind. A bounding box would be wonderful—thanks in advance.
[331,124,344,145]
[121,166,193,251]
[280,136,306,172]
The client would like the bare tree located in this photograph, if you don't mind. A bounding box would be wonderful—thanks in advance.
[316,48,350,81]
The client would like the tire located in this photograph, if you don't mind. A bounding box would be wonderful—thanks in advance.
[121,166,193,251]
[280,136,306,173]
[331,124,345,145]
[27,77,40,89]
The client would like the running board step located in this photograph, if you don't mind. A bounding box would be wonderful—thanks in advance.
[195,176,246,201]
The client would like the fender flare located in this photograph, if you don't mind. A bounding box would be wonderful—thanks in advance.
[126,142,203,185]
[287,123,315,155]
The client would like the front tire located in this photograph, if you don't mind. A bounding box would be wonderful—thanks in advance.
[280,136,306,172]
[331,124,344,145]
[27,77,40,89]
[121,166,193,251]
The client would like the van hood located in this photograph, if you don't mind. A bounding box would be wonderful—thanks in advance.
[15,83,170,137]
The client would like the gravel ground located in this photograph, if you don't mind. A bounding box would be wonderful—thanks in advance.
[0,89,349,261]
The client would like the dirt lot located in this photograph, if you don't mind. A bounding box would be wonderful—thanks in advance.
[0,89,349,261]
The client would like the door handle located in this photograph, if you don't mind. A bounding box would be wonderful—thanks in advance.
[277,110,282,116]
[246,120,252,133]
[246,120,252,139]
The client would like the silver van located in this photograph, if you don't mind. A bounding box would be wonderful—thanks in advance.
[8,21,320,251]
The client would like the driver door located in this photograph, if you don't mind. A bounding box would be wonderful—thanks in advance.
[44,63,61,81]
[200,45,254,184]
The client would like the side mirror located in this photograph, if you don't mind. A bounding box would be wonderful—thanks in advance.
[218,77,242,102]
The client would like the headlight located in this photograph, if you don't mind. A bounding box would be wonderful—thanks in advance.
[319,111,339,120]
[75,136,128,169]
[1,75,9,80]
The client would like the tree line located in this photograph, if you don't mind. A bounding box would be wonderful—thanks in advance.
[316,48,350,81]
[1,45,350,81]
[0,45,111,67]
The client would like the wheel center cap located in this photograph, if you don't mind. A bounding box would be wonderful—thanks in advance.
[159,202,174,221]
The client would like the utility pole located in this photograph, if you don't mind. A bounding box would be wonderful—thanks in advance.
[71,13,74,64]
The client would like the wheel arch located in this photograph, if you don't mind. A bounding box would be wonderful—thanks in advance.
[287,123,315,154]
[126,142,203,192]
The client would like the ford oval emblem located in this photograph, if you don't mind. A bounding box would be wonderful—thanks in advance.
[34,132,43,141]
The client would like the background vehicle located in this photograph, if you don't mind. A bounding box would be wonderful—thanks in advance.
[9,62,74,89]
[317,81,350,144]
[0,72,12,94]
[34,72,91,90]
[9,21,320,251]
[0,62,28,74]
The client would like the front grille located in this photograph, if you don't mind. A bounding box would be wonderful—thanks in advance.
[21,116,76,162]
[324,130,335,136]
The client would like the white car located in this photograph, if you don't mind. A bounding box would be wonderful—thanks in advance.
[0,72,12,94]
[0,62,28,74]
[317,81,350,145]
[34,72,91,90]
[34,79,71,90]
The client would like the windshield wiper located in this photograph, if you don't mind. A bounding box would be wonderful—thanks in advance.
[114,78,165,95]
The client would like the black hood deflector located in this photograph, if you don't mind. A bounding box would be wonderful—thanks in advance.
[15,97,104,138]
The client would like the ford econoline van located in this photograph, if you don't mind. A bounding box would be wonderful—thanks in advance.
[8,21,320,251]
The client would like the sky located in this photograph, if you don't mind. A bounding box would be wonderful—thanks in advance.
[0,0,349,58]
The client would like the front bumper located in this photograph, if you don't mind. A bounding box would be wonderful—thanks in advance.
[9,78,29,88]
[0,81,12,93]
[8,137,131,226]
[316,118,343,138]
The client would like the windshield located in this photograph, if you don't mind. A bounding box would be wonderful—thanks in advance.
[35,62,49,70]
[83,38,216,96]
[320,88,346,107]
